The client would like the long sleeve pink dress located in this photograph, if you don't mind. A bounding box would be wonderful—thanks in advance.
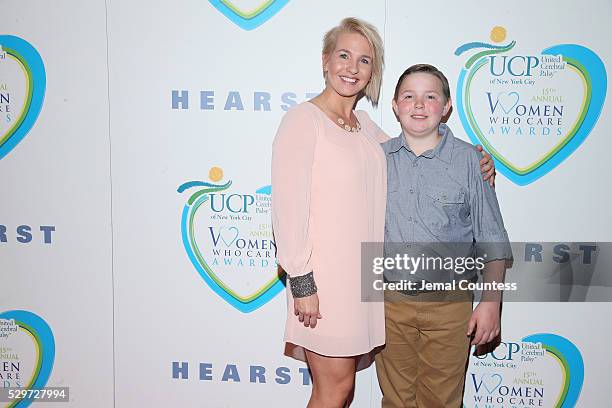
[272,102,388,366]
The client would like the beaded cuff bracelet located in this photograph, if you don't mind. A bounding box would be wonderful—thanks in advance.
[289,271,317,298]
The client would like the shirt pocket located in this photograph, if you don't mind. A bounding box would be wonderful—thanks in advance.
[419,186,468,236]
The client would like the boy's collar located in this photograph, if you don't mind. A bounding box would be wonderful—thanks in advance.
[387,123,454,164]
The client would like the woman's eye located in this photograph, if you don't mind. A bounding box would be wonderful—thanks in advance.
[361,58,370,64]
[339,53,348,59]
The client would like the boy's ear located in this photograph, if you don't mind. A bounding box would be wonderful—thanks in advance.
[392,99,399,118]
[443,98,452,116]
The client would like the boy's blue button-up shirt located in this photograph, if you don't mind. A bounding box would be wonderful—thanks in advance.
[381,123,512,283]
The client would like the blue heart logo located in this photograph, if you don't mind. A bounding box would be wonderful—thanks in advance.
[0,310,55,408]
[220,226,239,246]
[497,92,520,114]
[456,33,607,185]
[208,0,290,31]
[0,36,46,161]
[482,373,503,394]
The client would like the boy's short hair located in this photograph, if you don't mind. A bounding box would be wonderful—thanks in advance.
[393,64,451,102]
[322,17,385,106]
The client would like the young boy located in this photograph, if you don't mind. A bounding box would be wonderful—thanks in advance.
[375,64,513,408]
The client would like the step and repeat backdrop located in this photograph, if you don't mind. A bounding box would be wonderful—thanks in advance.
[1,0,610,407]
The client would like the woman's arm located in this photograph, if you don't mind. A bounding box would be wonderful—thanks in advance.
[476,145,496,186]
[272,105,321,328]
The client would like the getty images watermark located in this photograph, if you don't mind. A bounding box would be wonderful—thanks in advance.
[371,252,516,293]
[361,242,612,302]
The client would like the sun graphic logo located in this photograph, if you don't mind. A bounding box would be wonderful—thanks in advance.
[208,166,224,182]
[455,27,607,185]
[177,167,283,312]
[490,26,507,43]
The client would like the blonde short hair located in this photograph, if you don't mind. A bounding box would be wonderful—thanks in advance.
[322,17,385,106]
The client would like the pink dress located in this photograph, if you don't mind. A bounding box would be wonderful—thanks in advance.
[272,102,388,365]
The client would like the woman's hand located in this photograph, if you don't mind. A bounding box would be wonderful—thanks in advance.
[294,293,322,328]
[476,145,496,187]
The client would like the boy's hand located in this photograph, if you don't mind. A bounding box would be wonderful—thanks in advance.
[294,293,322,328]
[476,145,496,187]
[467,302,500,345]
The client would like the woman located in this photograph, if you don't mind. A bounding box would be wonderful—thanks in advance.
[272,18,493,407]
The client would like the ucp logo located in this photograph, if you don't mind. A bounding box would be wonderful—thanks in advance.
[489,55,541,77]
[177,167,283,313]
[465,333,584,408]
[0,310,55,408]
[208,0,290,30]
[455,26,607,185]
[209,193,255,213]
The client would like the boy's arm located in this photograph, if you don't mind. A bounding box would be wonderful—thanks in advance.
[465,147,512,346]
[467,260,505,346]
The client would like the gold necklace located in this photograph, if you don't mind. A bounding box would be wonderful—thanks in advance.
[337,117,361,132]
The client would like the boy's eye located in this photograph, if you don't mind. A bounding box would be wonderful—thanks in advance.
[427,95,437,99]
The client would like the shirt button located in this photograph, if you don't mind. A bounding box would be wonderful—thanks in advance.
[409,189,414,194]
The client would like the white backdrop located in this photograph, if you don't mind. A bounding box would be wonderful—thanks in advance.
[1,0,610,407]
[0,0,114,407]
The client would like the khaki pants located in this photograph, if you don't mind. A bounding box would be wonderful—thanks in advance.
[375,290,473,408]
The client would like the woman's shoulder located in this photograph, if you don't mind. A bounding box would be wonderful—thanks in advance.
[275,103,320,145]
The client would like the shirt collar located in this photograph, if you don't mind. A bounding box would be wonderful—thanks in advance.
[386,132,409,154]
[427,123,454,164]
[387,123,454,164]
